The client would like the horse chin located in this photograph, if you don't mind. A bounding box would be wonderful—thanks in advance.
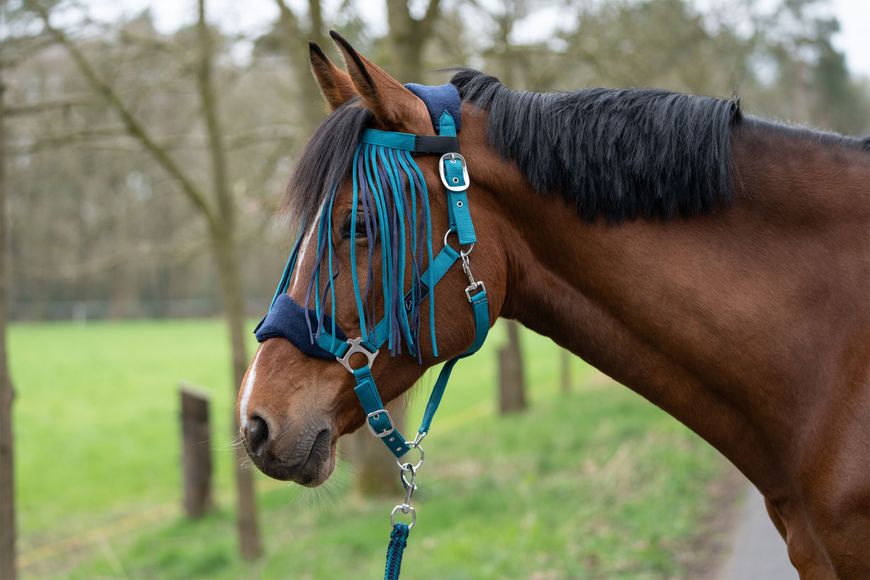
[295,449,336,488]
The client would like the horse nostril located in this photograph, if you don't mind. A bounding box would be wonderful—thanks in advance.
[245,415,270,457]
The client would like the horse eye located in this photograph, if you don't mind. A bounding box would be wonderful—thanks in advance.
[340,215,368,240]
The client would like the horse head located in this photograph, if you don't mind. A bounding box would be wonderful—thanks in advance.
[237,33,511,485]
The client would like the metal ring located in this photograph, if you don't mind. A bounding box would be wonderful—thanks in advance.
[443,229,474,255]
[396,442,424,472]
[390,504,416,529]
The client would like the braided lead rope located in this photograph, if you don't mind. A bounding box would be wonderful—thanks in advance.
[384,523,410,580]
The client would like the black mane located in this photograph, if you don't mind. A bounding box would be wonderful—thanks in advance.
[450,70,741,221]
[287,70,863,227]
[285,100,373,228]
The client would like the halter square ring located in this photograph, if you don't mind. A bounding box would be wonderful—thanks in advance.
[337,337,379,373]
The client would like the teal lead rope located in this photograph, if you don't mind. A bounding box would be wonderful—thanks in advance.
[384,523,410,580]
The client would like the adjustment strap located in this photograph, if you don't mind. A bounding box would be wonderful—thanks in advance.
[353,367,412,457]
[360,129,458,155]
[418,289,489,434]
[361,245,461,353]
[438,113,476,245]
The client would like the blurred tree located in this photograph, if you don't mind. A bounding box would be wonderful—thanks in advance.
[24,0,263,559]
[752,0,870,133]
[271,0,329,136]
[384,0,442,81]
[341,0,446,497]
[0,4,53,573]
[0,59,18,580]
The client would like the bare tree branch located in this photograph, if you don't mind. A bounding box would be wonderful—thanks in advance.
[5,97,96,116]
[419,0,442,38]
[25,0,219,232]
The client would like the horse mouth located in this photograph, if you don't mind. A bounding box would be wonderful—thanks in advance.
[249,427,335,486]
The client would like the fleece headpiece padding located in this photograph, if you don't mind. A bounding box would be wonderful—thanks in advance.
[405,83,462,134]
[255,294,347,359]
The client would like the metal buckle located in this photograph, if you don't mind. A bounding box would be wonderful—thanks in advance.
[336,337,378,374]
[465,281,486,301]
[366,409,395,438]
[439,153,470,192]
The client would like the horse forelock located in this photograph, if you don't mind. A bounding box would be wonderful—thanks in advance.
[284,100,373,229]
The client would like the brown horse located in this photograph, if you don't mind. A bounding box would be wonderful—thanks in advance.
[238,34,870,578]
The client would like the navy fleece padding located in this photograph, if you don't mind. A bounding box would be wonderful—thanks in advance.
[254,294,347,359]
[405,83,462,133]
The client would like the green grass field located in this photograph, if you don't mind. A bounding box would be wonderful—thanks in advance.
[10,320,729,578]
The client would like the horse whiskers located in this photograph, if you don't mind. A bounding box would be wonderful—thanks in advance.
[293,463,350,508]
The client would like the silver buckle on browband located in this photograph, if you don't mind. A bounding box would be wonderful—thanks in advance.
[337,337,379,373]
[439,153,470,192]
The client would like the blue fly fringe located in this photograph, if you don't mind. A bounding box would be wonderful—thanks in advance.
[304,142,438,360]
[384,523,410,580]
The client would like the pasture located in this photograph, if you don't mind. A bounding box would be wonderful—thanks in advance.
[11,320,730,578]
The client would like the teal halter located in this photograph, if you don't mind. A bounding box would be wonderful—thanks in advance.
[256,108,489,457]
[257,100,489,580]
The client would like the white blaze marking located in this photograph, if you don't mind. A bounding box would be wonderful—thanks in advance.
[239,347,262,430]
[290,199,327,293]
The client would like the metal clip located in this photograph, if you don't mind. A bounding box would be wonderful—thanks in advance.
[461,255,486,301]
[399,464,417,505]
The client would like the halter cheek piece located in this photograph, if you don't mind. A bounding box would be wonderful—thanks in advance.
[254,85,490,458]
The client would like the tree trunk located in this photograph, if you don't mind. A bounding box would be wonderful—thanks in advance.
[330,0,442,498]
[0,69,18,580]
[213,231,262,560]
[385,0,441,83]
[560,350,571,395]
[498,320,527,414]
[196,0,262,559]
[274,0,328,137]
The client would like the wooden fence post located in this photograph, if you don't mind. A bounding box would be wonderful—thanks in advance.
[179,384,213,518]
[560,350,572,395]
[498,321,527,414]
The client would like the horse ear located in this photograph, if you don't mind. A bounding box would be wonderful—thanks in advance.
[329,31,432,134]
[309,42,357,111]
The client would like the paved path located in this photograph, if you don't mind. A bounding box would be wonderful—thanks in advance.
[719,486,798,580]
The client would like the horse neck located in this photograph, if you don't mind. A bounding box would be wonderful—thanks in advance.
[472,116,870,492]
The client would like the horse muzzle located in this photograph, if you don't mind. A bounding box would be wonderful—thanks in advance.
[242,413,335,486]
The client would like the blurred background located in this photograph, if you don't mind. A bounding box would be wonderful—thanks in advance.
[1,0,868,578]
